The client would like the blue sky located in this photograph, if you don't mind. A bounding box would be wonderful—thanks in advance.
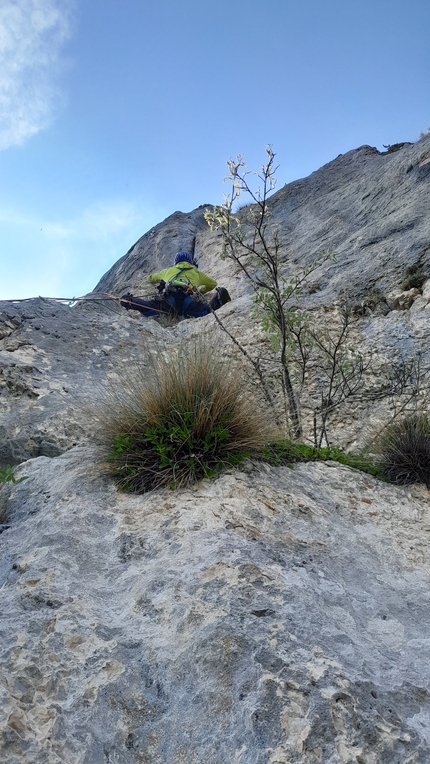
[0,0,429,299]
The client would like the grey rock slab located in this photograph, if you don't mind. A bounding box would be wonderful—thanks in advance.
[392,288,421,310]
[265,138,430,306]
[410,296,429,313]
[0,298,173,464]
[1,448,430,762]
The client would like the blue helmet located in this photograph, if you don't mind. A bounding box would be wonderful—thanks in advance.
[174,251,194,266]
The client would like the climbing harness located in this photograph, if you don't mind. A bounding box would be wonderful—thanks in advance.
[158,266,206,317]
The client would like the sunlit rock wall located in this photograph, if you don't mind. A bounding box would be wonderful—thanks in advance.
[1,448,430,762]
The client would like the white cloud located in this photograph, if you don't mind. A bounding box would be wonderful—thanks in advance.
[0,0,73,150]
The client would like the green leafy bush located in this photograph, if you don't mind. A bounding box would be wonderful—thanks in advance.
[104,344,276,493]
[377,414,430,487]
[0,466,26,484]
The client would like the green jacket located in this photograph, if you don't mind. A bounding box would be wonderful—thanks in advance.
[148,261,217,295]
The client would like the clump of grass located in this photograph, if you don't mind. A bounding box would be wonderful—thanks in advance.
[401,263,427,291]
[377,414,430,487]
[102,343,276,493]
[257,440,384,478]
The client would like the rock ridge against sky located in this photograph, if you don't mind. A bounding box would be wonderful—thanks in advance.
[94,136,430,304]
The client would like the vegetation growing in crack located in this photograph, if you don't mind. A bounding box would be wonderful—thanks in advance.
[401,262,427,292]
[381,142,413,154]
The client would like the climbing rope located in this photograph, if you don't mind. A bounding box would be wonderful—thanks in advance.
[0,291,190,317]
[0,291,118,304]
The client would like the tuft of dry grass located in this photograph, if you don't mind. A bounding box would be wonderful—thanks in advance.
[99,341,277,493]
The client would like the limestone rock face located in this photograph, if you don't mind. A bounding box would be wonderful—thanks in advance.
[2,448,430,762]
[2,137,430,761]
[392,288,421,310]
[0,298,172,464]
[94,136,430,306]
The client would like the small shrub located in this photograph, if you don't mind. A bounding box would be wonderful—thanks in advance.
[377,414,430,487]
[401,263,427,291]
[103,343,276,492]
[0,466,26,484]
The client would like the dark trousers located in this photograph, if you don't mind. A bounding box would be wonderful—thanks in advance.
[123,291,219,319]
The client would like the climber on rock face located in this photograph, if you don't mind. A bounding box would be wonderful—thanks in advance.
[119,251,231,319]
